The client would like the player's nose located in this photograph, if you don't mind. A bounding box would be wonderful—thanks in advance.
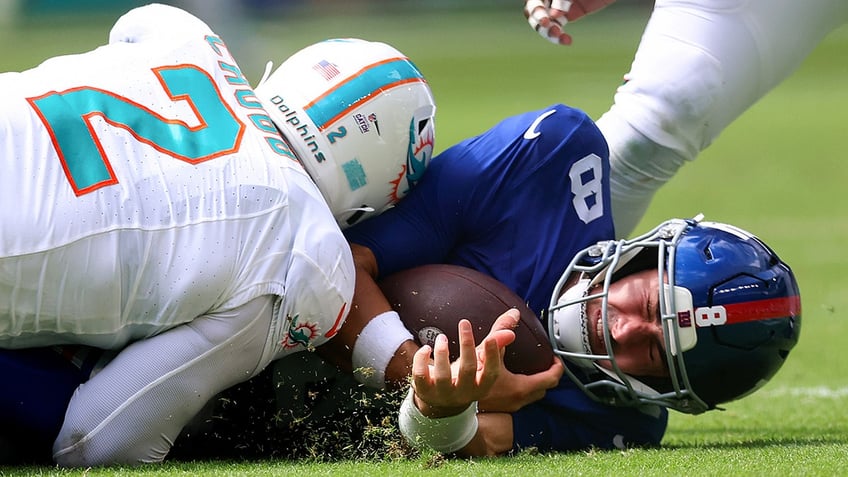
[610,313,661,346]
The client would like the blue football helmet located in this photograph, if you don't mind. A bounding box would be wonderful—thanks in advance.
[547,215,801,414]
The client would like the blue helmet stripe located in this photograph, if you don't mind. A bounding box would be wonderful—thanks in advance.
[304,58,425,130]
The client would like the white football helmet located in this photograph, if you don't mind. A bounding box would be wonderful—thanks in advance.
[255,38,436,229]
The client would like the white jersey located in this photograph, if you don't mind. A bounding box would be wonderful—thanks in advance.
[0,4,354,466]
[0,4,352,353]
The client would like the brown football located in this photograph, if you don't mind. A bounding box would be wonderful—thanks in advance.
[378,264,554,375]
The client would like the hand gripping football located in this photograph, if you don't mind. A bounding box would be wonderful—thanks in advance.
[378,264,555,375]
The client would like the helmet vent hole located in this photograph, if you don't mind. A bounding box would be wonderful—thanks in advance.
[703,246,714,261]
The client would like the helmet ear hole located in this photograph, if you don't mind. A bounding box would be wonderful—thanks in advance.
[417,118,432,134]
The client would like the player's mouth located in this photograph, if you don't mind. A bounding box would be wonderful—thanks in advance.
[586,297,605,356]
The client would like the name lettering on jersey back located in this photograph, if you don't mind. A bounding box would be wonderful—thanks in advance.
[205,35,296,161]
[266,95,328,164]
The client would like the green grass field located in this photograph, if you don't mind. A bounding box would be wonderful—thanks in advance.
[1,3,847,476]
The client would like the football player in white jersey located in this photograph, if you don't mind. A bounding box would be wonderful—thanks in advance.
[0,3,437,466]
[525,0,848,236]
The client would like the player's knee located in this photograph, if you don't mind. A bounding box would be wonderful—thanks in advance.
[53,421,120,467]
[616,42,724,158]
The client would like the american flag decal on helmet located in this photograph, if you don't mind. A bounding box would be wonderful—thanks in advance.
[304,57,426,130]
[313,60,340,80]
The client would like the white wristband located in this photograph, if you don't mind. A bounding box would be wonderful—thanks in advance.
[351,310,413,389]
[398,387,479,454]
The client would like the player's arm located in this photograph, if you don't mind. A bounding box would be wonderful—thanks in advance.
[398,311,522,456]
[325,242,563,407]
[315,243,418,389]
[319,155,461,389]
[52,296,276,466]
[525,0,618,45]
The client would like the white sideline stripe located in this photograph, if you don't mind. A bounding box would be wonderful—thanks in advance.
[760,386,848,399]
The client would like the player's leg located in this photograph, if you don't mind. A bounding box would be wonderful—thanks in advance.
[52,295,277,466]
[599,0,848,236]
[0,347,105,463]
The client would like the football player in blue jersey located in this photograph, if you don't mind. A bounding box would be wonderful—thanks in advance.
[396,215,800,455]
[345,107,801,455]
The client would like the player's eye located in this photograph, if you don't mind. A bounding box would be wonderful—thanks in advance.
[656,340,670,376]
[646,294,655,324]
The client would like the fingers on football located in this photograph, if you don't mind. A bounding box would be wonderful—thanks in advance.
[431,332,452,384]
[486,309,519,348]
[457,319,478,374]
[450,320,482,398]
[477,335,502,389]
[527,356,566,390]
[411,344,433,384]
[490,308,520,331]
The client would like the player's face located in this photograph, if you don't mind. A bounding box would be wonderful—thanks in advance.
[585,268,669,378]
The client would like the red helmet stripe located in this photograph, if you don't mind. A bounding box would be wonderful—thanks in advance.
[723,295,801,324]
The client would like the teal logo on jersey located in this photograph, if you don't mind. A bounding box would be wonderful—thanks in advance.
[283,313,319,350]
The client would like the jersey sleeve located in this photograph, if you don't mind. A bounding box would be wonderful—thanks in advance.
[266,243,354,358]
[109,3,215,45]
[260,171,356,359]
[510,382,668,452]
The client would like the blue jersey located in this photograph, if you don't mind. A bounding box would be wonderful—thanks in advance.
[347,105,612,315]
[346,104,668,452]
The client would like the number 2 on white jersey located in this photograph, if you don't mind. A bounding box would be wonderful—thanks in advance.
[568,153,604,224]
[28,65,243,196]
